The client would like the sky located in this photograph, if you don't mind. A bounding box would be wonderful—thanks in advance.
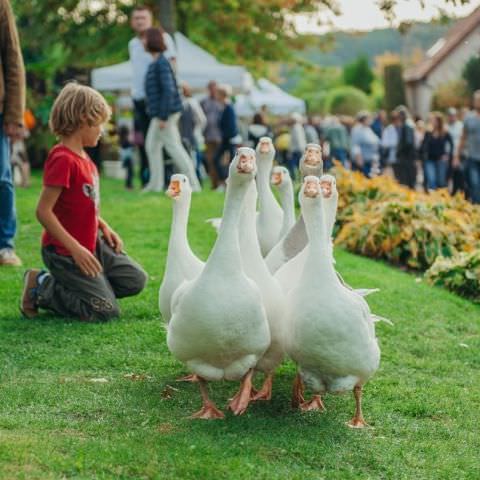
[294,0,479,33]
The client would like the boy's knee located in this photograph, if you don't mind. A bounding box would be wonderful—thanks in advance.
[128,267,148,295]
[119,266,148,297]
[87,295,120,322]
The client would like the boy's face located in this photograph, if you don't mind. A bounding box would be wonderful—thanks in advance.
[79,123,103,148]
[131,9,152,35]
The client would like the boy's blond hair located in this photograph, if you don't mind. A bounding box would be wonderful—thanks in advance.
[49,82,111,137]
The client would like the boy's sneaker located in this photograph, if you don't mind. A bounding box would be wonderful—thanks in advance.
[20,269,41,318]
[0,248,22,266]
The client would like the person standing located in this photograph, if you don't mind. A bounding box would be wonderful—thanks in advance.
[212,84,239,191]
[394,107,417,189]
[350,111,380,177]
[0,0,25,267]
[128,5,177,187]
[143,28,200,193]
[200,81,223,189]
[421,112,453,191]
[324,116,349,167]
[179,82,207,184]
[247,112,272,147]
[381,111,400,177]
[446,107,465,195]
[289,112,307,179]
[455,91,480,204]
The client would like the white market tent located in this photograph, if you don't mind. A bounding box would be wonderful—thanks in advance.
[91,32,253,93]
[234,78,306,117]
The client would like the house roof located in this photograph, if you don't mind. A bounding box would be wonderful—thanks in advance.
[404,7,480,83]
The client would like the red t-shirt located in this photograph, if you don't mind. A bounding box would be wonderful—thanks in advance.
[42,144,100,256]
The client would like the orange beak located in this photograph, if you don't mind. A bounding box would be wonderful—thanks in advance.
[259,142,270,154]
[271,172,282,186]
[237,154,255,174]
[305,149,321,166]
[304,181,320,198]
[320,182,332,198]
[166,180,181,198]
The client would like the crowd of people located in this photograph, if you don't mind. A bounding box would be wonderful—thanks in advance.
[238,99,480,203]
[126,5,480,204]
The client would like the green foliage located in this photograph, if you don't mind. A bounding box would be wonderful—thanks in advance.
[343,56,375,94]
[383,63,406,112]
[324,86,371,115]
[291,64,342,114]
[1,173,480,478]
[426,251,480,302]
[462,55,480,94]
[334,165,480,274]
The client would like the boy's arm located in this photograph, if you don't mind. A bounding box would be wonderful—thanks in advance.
[36,186,102,277]
[98,217,123,254]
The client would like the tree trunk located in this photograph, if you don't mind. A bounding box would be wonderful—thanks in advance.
[158,0,176,33]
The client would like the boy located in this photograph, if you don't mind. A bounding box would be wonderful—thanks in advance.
[21,83,147,322]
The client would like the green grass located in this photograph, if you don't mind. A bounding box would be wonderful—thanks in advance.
[1,173,479,480]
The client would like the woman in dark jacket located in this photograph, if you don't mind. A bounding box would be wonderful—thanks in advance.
[143,27,200,192]
[421,112,453,191]
[212,84,239,190]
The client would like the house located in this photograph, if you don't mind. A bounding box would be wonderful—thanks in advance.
[404,7,480,118]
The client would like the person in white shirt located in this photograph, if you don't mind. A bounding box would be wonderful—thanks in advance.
[446,107,465,195]
[128,5,177,187]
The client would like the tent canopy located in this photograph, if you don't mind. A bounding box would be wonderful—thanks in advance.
[91,32,253,93]
[234,78,306,117]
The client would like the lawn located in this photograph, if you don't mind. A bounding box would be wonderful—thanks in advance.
[1,173,479,480]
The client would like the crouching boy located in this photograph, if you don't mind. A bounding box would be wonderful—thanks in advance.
[21,83,147,321]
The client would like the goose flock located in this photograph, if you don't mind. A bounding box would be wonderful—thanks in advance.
[160,139,386,427]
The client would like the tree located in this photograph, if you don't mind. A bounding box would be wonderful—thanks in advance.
[325,86,371,116]
[343,56,375,94]
[462,55,480,93]
[383,63,406,111]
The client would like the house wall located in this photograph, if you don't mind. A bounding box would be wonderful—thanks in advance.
[406,26,480,118]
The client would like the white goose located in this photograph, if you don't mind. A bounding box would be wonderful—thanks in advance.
[159,174,204,324]
[265,143,323,274]
[255,137,284,256]
[271,166,295,243]
[275,174,337,294]
[286,176,380,428]
[239,182,286,401]
[167,148,270,419]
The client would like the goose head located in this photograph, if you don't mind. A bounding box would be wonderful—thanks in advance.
[229,147,257,183]
[319,174,337,200]
[166,174,192,201]
[301,175,322,200]
[300,143,323,178]
[271,166,291,191]
[256,136,275,161]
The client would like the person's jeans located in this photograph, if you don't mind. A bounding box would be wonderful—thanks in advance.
[133,99,151,186]
[213,139,236,181]
[288,150,302,180]
[145,114,201,192]
[424,159,448,190]
[330,147,347,167]
[0,116,16,250]
[466,157,480,204]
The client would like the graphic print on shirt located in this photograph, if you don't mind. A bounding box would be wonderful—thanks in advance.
[82,173,100,211]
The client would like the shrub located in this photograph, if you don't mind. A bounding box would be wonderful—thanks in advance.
[426,251,480,303]
[325,86,371,116]
[462,55,480,94]
[333,165,480,271]
[431,79,469,111]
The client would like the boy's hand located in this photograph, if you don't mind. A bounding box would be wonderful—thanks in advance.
[101,225,124,254]
[71,244,102,277]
